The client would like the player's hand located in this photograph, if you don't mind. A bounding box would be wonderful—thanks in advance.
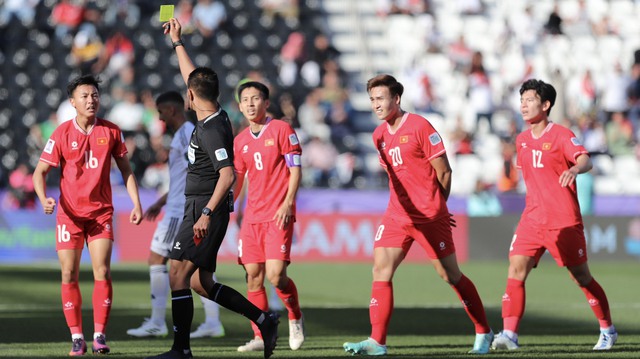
[448,213,457,228]
[273,202,293,230]
[41,197,56,215]
[130,206,143,225]
[163,18,182,42]
[559,167,579,187]
[144,202,162,221]
[193,215,210,239]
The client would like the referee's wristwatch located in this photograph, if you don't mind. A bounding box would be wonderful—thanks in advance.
[201,207,213,216]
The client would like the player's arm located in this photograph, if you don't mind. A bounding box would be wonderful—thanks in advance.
[32,160,56,215]
[559,153,592,187]
[194,166,235,239]
[430,153,453,201]
[115,156,143,225]
[144,192,168,221]
[164,18,195,85]
[274,154,301,229]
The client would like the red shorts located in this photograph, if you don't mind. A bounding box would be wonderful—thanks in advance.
[510,220,588,267]
[237,221,294,265]
[374,215,455,259]
[56,212,114,250]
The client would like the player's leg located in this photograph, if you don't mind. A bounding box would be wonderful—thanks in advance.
[129,217,178,337]
[192,267,279,358]
[58,248,86,356]
[266,259,304,350]
[265,221,304,350]
[232,263,268,351]
[432,253,493,354]
[343,246,401,356]
[87,237,113,354]
[191,273,225,339]
[567,263,617,350]
[128,251,170,337]
[491,254,535,351]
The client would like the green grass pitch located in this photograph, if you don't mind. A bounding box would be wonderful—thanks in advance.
[0,260,638,358]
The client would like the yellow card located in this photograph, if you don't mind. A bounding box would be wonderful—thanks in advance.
[159,5,174,22]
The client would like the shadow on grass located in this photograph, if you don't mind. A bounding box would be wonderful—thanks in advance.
[3,306,638,343]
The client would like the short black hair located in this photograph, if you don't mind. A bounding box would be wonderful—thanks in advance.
[236,81,270,102]
[519,79,557,115]
[367,74,404,98]
[187,67,219,103]
[156,91,184,107]
[67,74,101,98]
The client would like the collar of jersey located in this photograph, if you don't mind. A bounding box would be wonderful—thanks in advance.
[203,107,223,124]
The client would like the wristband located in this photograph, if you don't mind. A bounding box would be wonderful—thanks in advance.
[172,39,184,49]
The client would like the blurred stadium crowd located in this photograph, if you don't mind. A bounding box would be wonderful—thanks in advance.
[1,0,640,211]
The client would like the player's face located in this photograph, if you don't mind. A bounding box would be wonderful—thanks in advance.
[369,86,400,122]
[239,87,269,124]
[70,84,100,118]
[520,89,548,123]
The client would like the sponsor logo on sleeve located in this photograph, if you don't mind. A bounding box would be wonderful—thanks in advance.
[44,139,55,154]
[215,148,229,161]
[570,137,582,146]
[289,133,299,145]
[429,133,442,145]
[120,133,125,143]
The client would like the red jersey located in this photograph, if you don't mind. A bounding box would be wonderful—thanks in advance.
[373,112,448,223]
[234,118,302,223]
[39,118,128,219]
[516,122,588,228]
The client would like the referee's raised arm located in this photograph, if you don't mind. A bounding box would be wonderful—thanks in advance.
[163,18,195,86]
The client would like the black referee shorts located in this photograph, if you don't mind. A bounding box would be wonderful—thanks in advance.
[169,195,229,272]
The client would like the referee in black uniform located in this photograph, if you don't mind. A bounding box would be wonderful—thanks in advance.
[147,18,279,359]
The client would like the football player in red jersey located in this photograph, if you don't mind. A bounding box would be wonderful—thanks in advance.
[233,81,305,352]
[33,74,143,356]
[491,79,617,351]
[343,74,493,355]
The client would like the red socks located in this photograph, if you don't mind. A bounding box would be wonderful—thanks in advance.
[275,279,302,320]
[502,278,525,333]
[61,282,83,335]
[370,281,393,345]
[451,274,491,333]
[247,288,268,338]
[92,279,112,334]
[580,279,612,328]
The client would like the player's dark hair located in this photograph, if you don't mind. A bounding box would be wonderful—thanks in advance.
[366,74,404,98]
[67,74,101,98]
[519,79,557,116]
[237,81,270,102]
[187,67,219,103]
[156,91,184,107]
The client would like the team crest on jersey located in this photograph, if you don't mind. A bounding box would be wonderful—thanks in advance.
[570,137,582,146]
[265,139,275,146]
[400,135,409,143]
[97,137,108,145]
[542,143,551,150]
[289,133,299,145]
[215,148,229,161]
[44,139,55,154]
[429,133,441,145]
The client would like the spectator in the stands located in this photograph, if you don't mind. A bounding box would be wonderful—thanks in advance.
[192,0,226,38]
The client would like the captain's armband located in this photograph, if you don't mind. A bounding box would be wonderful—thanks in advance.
[284,153,301,167]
